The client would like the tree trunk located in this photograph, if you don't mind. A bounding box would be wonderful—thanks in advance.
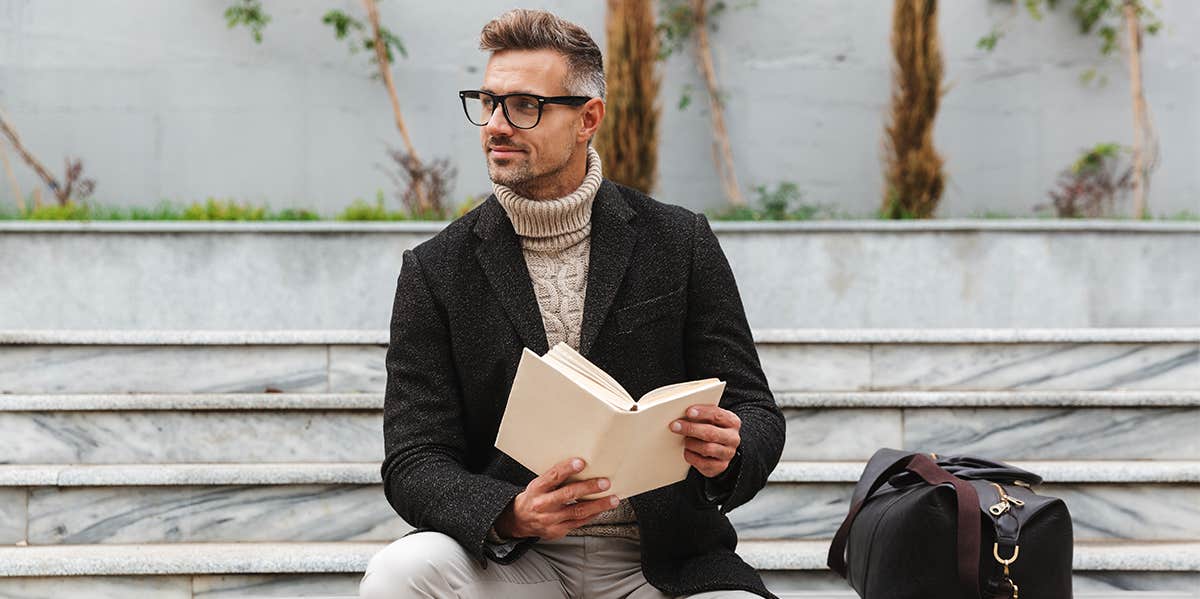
[0,142,24,214]
[1123,0,1151,219]
[596,0,660,194]
[882,0,945,219]
[362,0,429,213]
[691,0,745,206]
[0,106,66,206]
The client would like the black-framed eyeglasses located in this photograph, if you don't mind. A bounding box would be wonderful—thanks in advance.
[459,89,591,130]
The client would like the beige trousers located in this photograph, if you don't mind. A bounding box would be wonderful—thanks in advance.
[358,531,761,599]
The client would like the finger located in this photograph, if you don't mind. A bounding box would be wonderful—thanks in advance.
[670,420,738,446]
[530,457,586,494]
[547,476,611,506]
[685,448,726,476]
[684,437,736,460]
[555,495,621,524]
[683,405,742,430]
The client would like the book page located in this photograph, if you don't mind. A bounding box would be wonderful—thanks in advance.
[495,348,620,481]
[638,378,723,408]
[544,343,633,407]
[605,380,726,499]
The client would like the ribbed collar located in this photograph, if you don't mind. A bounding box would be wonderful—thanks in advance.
[493,145,603,252]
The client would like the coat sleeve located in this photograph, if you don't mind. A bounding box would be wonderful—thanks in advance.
[380,248,536,567]
[682,213,786,514]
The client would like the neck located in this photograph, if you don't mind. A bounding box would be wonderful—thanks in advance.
[493,145,604,252]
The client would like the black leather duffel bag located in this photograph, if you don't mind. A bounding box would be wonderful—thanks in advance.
[826,448,1073,598]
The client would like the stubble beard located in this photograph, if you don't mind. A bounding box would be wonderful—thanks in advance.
[486,138,578,199]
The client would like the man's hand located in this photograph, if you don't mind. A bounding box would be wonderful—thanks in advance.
[669,405,742,478]
[494,457,619,541]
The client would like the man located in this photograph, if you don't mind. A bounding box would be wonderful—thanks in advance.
[359,8,784,599]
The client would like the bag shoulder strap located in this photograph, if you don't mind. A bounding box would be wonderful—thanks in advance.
[827,450,982,599]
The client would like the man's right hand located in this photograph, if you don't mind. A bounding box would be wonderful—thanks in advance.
[494,457,619,541]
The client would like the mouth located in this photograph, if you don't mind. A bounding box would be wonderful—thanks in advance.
[488,146,526,159]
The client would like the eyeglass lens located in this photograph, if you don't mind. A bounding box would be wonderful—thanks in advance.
[462,92,541,129]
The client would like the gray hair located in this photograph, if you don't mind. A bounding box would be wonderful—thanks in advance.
[478,9,606,101]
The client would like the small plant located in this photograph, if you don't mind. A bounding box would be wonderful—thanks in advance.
[181,198,269,220]
[336,190,409,221]
[708,182,839,221]
[656,0,755,207]
[978,0,1162,218]
[223,0,271,43]
[223,0,450,218]
[379,149,456,219]
[1038,142,1133,217]
[0,106,99,209]
[22,200,97,220]
[1160,210,1199,221]
[321,8,407,66]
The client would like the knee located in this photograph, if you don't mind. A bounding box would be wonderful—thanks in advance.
[359,531,471,598]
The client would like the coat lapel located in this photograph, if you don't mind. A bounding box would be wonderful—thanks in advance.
[473,196,550,356]
[578,180,638,358]
[472,179,638,360]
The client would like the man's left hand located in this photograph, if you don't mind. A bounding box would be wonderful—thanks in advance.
[669,405,741,478]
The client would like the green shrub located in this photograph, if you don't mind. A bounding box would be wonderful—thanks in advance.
[335,191,409,221]
[708,182,842,221]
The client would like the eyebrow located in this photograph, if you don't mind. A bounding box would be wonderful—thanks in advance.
[478,87,544,96]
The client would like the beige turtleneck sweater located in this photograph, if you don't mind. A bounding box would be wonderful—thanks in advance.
[488,145,640,542]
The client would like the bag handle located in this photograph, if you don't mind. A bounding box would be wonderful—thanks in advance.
[827,452,982,599]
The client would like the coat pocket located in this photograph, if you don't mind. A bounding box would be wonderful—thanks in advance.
[611,285,687,334]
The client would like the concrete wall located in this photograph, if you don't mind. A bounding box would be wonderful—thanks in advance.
[2,221,1196,330]
[1,0,1198,218]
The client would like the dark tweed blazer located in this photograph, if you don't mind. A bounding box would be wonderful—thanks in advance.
[381,178,786,598]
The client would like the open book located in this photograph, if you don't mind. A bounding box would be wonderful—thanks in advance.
[494,342,726,500]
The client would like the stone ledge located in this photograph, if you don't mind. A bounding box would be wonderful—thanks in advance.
[754,328,1200,344]
[770,461,1200,484]
[775,390,1200,408]
[3,327,1200,346]
[2,461,1197,486]
[0,393,382,411]
[5,390,1200,411]
[0,463,381,486]
[0,541,1195,576]
[0,330,388,346]
[2,219,1197,234]
[771,596,1200,599]
[267,594,1198,599]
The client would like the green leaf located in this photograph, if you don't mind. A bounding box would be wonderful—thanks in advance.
[977,30,1001,52]
[224,0,271,44]
[380,27,408,59]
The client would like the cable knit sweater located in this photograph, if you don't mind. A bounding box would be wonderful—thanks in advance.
[488,146,640,542]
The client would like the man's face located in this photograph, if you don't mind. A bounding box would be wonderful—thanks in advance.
[478,49,585,190]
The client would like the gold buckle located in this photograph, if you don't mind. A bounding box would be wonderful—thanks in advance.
[993,542,1020,566]
[993,543,1021,598]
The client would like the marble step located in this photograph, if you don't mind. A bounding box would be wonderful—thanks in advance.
[262,595,1200,599]
[0,541,1194,596]
[3,391,1199,464]
[2,328,1197,394]
[6,390,1199,411]
[0,540,1196,576]
[1,462,1196,545]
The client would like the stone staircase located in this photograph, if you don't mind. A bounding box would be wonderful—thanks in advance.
[0,329,1197,597]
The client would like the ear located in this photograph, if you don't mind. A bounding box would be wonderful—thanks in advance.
[577,98,605,144]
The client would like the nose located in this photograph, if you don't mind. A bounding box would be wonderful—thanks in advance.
[482,102,514,137]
